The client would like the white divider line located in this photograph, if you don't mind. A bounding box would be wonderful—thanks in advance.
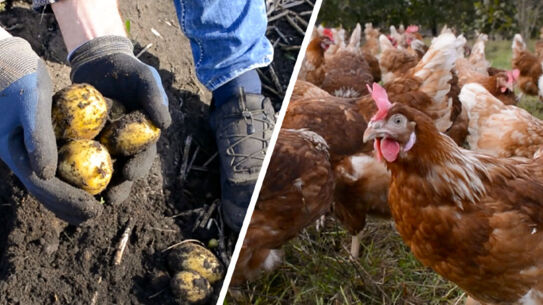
[216,0,324,303]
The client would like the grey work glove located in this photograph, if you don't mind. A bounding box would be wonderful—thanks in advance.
[68,36,171,204]
[0,37,102,224]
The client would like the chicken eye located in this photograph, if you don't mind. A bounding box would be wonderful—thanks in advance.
[390,114,405,126]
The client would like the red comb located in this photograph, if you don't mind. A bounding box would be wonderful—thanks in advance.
[406,25,419,33]
[507,69,520,84]
[323,28,333,40]
[367,83,392,121]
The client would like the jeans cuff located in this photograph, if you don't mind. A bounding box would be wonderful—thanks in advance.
[205,55,273,91]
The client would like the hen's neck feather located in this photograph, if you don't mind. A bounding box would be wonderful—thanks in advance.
[388,123,522,209]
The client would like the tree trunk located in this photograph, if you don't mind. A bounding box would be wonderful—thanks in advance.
[517,0,543,39]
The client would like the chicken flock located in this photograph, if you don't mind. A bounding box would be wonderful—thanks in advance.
[233,22,543,305]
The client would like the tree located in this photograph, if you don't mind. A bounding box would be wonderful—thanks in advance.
[317,0,540,39]
[517,0,543,39]
[473,0,517,39]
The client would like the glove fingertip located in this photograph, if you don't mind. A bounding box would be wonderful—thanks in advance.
[123,144,157,180]
[35,161,57,180]
[68,200,104,226]
[23,133,58,180]
[144,67,172,129]
[105,180,134,205]
[160,111,172,129]
[144,100,171,130]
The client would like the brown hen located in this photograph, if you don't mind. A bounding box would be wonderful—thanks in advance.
[320,23,374,98]
[456,57,518,105]
[378,34,419,84]
[298,34,333,86]
[232,128,334,284]
[281,33,463,257]
[461,83,543,158]
[361,23,380,56]
[283,94,389,257]
[364,87,543,305]
[512,34,543,98]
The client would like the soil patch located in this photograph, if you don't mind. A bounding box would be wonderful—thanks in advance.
[0,0,310,304]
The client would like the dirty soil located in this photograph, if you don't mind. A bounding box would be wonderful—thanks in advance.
[0,0,310,304]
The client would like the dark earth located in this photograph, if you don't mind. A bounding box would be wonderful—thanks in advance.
[0,0,311,304]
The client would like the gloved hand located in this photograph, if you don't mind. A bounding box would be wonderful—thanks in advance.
[0,37,102,224]
[68,36,172,204]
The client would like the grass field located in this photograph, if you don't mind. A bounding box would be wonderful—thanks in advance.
[225,39,542,305]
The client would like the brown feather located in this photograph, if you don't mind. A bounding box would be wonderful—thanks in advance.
[461,83,543,158]
[512,35,542,97]
[321,50,374,98]
[373,103,543,304]
[299,36,329,86]
[379,47,419,83]
[362,51,381,83]
[232,129,334,284]
[283,97,373,164]
[333,154,390,235]
[292,80,332,101]
[456,58,518,105]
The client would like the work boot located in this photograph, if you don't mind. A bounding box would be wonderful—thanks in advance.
[209,88,275,232]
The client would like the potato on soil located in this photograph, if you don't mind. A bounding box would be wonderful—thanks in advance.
[99,111,160,156]
[170,270,212,304]
[168,242,224,284]
[52,83,108,140]
[57,140,113,195]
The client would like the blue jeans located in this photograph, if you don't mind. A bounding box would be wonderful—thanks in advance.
[173,0,273,90]
[32,0,274,91]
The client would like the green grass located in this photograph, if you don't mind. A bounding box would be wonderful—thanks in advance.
[485,39,513,70]
[226,39,542,305]
[227,219,464,305]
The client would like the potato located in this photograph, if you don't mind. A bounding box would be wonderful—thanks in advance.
[168,242,224,284]
[57,140,113,195]
[170,271,212,304]
[99,111,160,156]
[52,84,108,140]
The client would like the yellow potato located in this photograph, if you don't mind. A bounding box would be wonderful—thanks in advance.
[168,242,224,284]
[52,84,108,140]
[170,271,211,304]
[57,140,113,195]
[99,111,160,156]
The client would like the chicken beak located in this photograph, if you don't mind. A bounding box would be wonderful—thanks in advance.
[363,125,377,143]
[363,121,387,143]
